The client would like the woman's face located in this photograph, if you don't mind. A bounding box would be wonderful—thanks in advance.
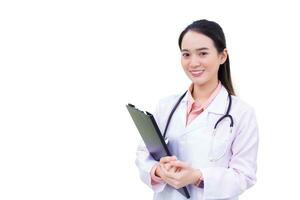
[180,31,227,87]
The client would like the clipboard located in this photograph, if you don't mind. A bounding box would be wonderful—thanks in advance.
[126,103,190,199]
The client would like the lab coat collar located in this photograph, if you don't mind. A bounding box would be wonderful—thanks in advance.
[207,85,229,114]
[180,85,228,115]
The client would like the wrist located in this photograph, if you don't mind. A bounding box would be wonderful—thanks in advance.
[193,169,203,186]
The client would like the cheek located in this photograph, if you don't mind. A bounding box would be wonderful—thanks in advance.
[181,59,188,70]
[203,58,220,71]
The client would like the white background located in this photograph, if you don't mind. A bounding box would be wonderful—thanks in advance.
[1,0,300,199]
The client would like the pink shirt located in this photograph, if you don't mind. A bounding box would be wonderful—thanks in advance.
[150,82,222,186]
[186,82,222,125]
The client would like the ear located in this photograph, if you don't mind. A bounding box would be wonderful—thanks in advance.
[220,48,228,65]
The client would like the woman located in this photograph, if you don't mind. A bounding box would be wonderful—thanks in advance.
[135,19,259,200]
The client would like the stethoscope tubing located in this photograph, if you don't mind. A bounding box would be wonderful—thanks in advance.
[162,89,234,162]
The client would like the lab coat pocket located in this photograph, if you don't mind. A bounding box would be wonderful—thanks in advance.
[209,123,232,162]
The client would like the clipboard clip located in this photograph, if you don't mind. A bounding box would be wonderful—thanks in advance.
[165,137,169,145]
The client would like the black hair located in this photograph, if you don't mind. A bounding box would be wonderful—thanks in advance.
[178,19,235,95]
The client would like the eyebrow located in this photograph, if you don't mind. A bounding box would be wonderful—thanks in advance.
[181,47,209,52]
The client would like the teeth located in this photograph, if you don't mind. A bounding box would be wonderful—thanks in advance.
[191,70,204,74]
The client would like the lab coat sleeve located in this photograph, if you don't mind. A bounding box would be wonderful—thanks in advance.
[201,107,259,199]
[134,100,167,193]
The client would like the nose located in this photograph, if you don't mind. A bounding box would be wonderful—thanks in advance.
[190,55,201,68]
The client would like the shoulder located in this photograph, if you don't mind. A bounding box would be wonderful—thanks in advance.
[158,93,182,107]
[155,93,183,115]
[154,92,184,117]
[153,93,183,129]
[230,95,258,127]
[231,95,255,114]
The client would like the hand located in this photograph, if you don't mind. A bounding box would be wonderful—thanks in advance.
[159,160,202,189]
[155,156,179,178]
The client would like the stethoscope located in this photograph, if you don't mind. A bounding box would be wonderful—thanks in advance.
[162,89,234,162]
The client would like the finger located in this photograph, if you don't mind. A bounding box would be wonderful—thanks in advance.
[158,165,176,181]
[169,160,189,169]
[169,166,177,173]
[160,156,177,164]
[175,167,181,173]
[162,163,180,172]
[160,164,178,179]
[163,163,171,171]
[156,165,165,179]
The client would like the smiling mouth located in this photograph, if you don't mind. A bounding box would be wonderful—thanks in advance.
[190,70,205,77]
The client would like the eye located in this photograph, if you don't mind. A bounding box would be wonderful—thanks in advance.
[182,52,190,58]
[199,52,208,56]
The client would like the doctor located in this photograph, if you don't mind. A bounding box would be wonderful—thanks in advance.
[135,19,259,200]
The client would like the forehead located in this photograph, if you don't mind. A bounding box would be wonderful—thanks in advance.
[181,31,215,50]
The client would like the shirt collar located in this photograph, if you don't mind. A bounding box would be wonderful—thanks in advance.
[181,82,229,115]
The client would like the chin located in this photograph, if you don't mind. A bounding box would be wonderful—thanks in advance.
[190,77,207,86]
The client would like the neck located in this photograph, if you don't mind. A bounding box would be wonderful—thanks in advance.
[192,80,219,104]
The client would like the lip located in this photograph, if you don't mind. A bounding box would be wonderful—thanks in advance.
[190,70,205,77]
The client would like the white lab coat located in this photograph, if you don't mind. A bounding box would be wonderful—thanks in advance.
[135,86,259,200]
